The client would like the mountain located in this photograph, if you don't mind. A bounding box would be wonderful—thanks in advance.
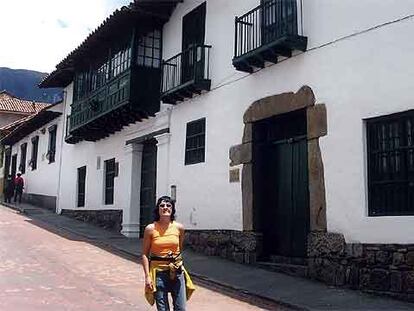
[0,67,63,104]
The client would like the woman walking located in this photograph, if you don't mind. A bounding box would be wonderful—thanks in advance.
[142,196,195,311]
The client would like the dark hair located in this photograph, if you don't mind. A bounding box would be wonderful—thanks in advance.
[153,196,176,221]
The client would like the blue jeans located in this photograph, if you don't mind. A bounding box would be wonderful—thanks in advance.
[154,270,186,311]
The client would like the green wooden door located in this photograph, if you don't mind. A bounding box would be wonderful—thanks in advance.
[139,139,157,237]
[272,136,309,257]
[253,110,309,258]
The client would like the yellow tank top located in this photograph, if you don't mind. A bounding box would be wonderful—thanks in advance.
[150,221,180,257]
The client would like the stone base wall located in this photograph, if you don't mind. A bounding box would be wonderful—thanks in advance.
[24,193,56,211]
[308,232,414,302]
[61,209,123,232]
[185,230,262,264]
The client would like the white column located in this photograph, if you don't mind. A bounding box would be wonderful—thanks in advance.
[121,143,143,238]
[154,133,171,198]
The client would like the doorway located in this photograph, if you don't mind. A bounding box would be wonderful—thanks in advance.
[139,139,157,237]
[253,109,309,259]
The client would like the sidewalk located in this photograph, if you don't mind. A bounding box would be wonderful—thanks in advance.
[3,202,414,310]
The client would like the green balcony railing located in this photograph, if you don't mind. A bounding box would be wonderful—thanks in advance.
[69,70,131,133]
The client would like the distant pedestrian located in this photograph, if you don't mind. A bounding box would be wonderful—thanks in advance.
[4,174,14,203]
[14,172,24,204]
[142,196,195,311]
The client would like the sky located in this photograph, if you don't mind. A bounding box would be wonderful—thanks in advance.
[0,0,132,73]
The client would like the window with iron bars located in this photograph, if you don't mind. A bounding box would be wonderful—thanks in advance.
[47,125,57,164]
[77,166,86,207]
[19,143,27,174]
[30,136,39,170]
[104,158,116,205]
[367,110,414,216]
[185,118,206,165]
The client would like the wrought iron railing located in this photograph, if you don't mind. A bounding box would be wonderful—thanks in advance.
[234,0,301,58]
[161,44,211,94]
[69,70,131,132]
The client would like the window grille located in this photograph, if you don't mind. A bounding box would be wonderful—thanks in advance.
[47,125,57,164]
[185,118,206,165]
[104,158,116,205]
[30,136,39,170]
[367,110,414,216]
[77,166,86,207]
[19,143,27,174]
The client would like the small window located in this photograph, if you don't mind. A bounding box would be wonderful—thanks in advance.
[104,158,116,205]
[367,110,414,216]
[77,166,87,207]
[30,136,39,170]
[19,143,27,174]
[185,118,206,165]
[47,125,57,164]
[136,30,162,68]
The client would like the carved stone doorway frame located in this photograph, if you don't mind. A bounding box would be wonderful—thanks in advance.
[230,86,328,234]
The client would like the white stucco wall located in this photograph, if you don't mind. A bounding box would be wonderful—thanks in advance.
[160,0,414,242]
[59,84,128,212]
[8,107,63,198]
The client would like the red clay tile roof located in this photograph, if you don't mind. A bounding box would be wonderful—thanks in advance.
[0,90,49,114]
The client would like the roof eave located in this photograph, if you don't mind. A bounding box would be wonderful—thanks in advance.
[40,1,181,89]
[1,111,62,145]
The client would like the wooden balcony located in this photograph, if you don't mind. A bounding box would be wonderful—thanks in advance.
[233,0,307,73]
[66,67,160,143]
[161,44,211,105]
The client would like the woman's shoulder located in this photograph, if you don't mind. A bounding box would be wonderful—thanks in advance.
[173,221,184,231]
[144,223,155,233]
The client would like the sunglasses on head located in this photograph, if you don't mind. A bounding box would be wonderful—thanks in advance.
[159,203,172,208]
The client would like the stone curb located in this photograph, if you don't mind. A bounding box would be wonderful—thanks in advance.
[2,202,25,214]
[187,272,308,311]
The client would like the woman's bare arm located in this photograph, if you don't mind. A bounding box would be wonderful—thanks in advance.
[142,224,154,289]
[176,222,185,252]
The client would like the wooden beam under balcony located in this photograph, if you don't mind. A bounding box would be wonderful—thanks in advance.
[233,35,307,73]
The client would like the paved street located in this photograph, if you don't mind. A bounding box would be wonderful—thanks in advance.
[0,207,281,311]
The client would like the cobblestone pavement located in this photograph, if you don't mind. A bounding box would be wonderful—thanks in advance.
[0,207,282,311]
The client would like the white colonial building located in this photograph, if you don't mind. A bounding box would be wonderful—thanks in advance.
[1,102,63,208]
[10,0,411,299]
